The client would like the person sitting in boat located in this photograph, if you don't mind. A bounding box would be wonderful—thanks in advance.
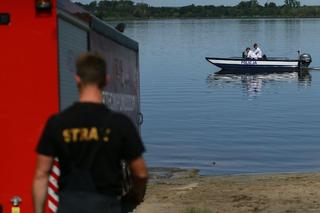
[246,47,258,60]
[242,47,250,58]
[253,43,263,59]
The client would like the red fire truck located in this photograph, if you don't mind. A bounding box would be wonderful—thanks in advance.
[0,0,141,212]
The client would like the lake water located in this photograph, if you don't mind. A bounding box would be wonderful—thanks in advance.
[123,19,320,175]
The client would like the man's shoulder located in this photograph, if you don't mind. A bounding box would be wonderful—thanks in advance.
[58,102,107,116]
[60,103,81,114]
[46,113,60,124]
[50,103,136,127]
[45,104,79,124]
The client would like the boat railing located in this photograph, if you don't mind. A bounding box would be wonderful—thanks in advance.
[267,57,290,61]
[229,57,291,61]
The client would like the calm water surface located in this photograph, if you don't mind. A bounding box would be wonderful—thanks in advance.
[123,19,320,175]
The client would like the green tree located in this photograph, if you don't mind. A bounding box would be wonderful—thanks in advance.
[237,0,260,8]
[265,2,277,8]
[133,3,149,18]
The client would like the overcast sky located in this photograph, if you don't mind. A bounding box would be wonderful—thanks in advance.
[76,0,319,7]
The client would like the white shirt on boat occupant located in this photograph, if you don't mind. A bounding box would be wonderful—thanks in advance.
[253,47,263,59]
[247,50,258,60]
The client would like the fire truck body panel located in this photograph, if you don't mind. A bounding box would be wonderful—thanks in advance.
[1,1,59,212]
[89,23,140,123]
[0,0,140,212]
[58,16,88,110]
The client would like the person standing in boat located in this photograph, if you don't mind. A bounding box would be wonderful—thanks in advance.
[253,43,263,59]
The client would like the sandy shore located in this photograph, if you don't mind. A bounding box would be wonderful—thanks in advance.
[134,168,320,213]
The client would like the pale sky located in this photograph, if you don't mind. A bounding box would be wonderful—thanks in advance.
[76,0,319,7]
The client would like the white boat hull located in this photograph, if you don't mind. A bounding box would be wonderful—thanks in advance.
[206,57,301,74]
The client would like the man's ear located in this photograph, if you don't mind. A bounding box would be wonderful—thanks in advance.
[74,75,81,89]
[75,75,81,86]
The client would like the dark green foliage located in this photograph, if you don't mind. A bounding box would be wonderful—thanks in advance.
[75,0,320,20]
[237,0,260,8]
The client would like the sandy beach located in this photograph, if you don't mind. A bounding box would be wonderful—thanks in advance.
[135,168,320,213]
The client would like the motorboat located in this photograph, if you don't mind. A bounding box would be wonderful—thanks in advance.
[206,53,312,74]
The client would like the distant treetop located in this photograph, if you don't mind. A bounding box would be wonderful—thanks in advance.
[75,0,320,20]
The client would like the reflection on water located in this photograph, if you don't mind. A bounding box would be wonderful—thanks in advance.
[241,75,263,97]
[298,71,312,87]
[207,71,312,97]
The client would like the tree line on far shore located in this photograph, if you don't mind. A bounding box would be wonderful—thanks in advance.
[75,0,320,20]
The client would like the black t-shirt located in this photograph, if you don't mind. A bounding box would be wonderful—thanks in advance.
[36,102,145,196]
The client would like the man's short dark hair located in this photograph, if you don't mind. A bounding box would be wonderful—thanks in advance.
[76,53,107,89]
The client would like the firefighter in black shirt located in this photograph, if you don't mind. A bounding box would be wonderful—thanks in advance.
[32,53,148,213]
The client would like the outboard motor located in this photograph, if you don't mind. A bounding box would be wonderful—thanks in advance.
[299,53,312,68]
